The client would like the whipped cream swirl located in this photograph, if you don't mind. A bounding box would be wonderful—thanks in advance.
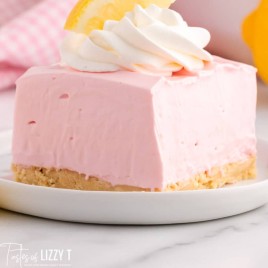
[61,4,213,76]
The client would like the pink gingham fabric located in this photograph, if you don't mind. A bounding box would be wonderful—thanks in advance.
[0,0,77,90]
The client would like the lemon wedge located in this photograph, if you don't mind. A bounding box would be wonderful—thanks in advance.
[242,0,268,83]
[65,0,176,35]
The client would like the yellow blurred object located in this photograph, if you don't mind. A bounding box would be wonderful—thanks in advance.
[242,0,268,83]
[65,0,175,35]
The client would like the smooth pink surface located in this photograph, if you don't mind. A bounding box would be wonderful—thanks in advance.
[153,57,257,186]
[12,57,257,189]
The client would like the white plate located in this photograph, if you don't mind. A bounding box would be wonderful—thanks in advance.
[0,140,268,225]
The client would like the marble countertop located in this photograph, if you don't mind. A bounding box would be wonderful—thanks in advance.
[0,82,268,268]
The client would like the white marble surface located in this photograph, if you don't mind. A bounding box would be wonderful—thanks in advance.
[0,82,268,268]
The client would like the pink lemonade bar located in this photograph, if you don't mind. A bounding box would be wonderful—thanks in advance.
[12,57,257,191]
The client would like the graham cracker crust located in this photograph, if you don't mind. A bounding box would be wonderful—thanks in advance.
[12,157,256,192]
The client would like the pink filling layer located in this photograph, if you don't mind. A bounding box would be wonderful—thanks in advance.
[12,57,257,189]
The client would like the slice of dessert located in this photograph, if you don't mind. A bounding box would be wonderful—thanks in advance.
[12,1,257,191]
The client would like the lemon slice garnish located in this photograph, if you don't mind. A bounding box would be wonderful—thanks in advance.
[65,0,176,35]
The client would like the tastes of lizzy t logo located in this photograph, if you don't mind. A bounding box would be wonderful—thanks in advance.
[0,243,72,267]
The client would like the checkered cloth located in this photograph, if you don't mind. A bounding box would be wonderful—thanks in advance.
[0,0,77,90]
